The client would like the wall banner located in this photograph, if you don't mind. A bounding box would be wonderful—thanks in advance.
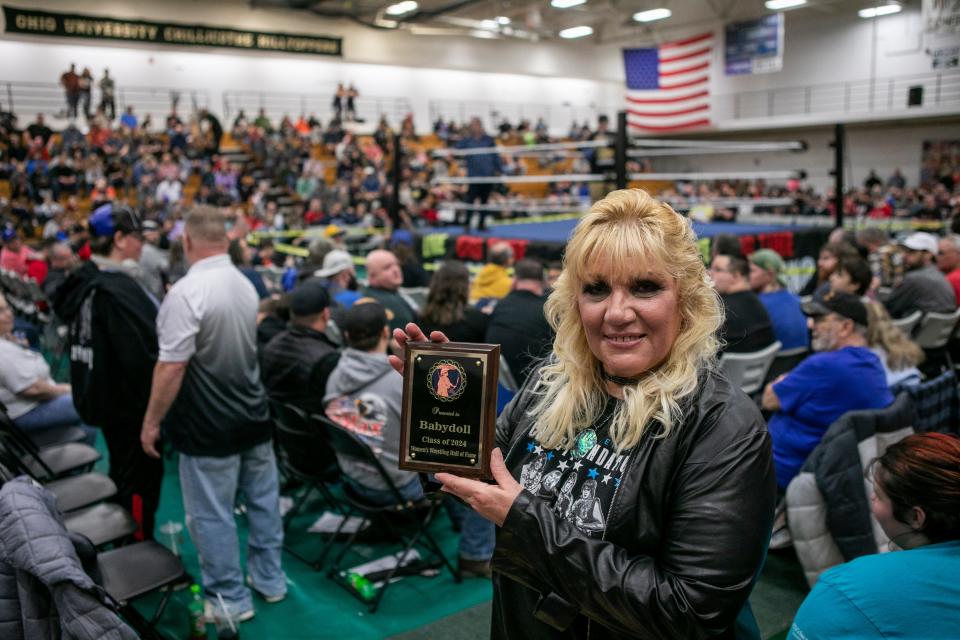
[924,0,960,34]
[724,13,784,76]
[932,46,960,68]
[1,5,342,57]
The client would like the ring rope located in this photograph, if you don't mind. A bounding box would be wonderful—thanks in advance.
[433,170,805,185]
[627,170,805,181]
[628,139,806,151]
[629,147,803,158]
[664,197,796,208]
[440,201,586,213]
[432,173,605,185]
[432,139,609,157]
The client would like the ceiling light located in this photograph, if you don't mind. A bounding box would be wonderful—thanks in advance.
[559,25,593,38]
[496,16,511,25]
[469,29,498,39]
[633,8,672,22]
[859,3,902,17]
[764,0,807,10]
[551,0,586,8]
[480,19,499,29]
[385,0,418,16]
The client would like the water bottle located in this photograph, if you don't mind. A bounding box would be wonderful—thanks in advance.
[187,584,207,639]
[346,572,376,601]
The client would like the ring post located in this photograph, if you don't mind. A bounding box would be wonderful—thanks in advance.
[390,131,402,227]
[616,111,628,190]
[831,123,845,230]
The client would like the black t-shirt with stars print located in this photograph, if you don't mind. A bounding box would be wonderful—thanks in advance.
[506,399,632,538]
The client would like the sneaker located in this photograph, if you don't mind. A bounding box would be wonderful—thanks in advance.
[246,574,286,603]
[459,557,492,579]
[204,600,255,624]
[769,524,794,550]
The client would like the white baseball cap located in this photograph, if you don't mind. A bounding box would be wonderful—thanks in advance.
[314,249,355,278]
[899,232,939,256]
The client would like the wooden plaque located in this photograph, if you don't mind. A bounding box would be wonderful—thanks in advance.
[398,342,500,479]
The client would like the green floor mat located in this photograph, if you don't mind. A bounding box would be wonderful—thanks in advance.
[103,437,805,639]
[130,451,492,639]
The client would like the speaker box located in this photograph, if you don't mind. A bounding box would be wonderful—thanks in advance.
[908,86,924,107]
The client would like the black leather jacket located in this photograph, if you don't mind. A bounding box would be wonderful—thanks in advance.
[491,366,776,639]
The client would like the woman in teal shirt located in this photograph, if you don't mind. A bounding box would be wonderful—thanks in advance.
[790,433,960,639]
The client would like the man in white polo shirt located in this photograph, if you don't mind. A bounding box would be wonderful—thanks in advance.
[140,206,285,622]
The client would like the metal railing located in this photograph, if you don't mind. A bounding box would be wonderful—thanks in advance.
[427,100,614,135]
[714,69,960,121]
[0,81,209,126]
[118,85,210,120]
[221,90,412,128]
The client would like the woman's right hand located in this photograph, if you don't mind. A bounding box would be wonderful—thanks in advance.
[388,322,450,375]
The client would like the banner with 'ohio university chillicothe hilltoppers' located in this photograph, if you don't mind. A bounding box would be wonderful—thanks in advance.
[1,5,342,57]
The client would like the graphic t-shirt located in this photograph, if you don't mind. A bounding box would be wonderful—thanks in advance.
[506,400,631,537]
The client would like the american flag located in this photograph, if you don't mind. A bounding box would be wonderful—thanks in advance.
[623,32,714,133]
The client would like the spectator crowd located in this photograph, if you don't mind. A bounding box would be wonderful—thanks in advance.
[1,95,959,636]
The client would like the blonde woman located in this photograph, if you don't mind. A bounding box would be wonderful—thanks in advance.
[391,189,776,638]
[864,300,924,387]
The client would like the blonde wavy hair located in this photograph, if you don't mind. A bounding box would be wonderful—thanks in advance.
[528,189,723,452]
[865,300,924,371]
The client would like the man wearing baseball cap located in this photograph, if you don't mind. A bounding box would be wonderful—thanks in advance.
[261,278,340,414]
[762,289,893,529]
[52,202,163,542]
[884,232,956,319]
[314,249,361,309]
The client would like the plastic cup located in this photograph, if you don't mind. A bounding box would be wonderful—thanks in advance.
[158,521,184,556]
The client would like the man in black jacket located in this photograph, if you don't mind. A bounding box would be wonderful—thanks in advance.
[485,259,554,387]
[261,279,340,415]
[710,253,777,354]
[53,203,162,541]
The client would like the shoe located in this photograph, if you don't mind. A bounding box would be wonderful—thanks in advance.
[204,600,255,624]
[459,557,492,579]
[246,574,286,603]
[769,524,793,550]
[768,502,792,550]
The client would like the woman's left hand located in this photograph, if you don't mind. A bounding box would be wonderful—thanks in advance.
[435,448,522,527]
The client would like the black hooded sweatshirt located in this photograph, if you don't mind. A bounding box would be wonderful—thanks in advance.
[53,261,158,429]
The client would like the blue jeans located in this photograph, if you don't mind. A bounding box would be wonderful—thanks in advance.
[13,394,98,446]
[180,440,286,614]
[347,477,495,562]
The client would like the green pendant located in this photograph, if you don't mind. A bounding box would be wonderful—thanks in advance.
[572,429,597,459]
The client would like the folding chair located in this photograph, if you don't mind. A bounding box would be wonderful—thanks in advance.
[28,425,91,449]
[0,401,88,449]
[316,414,462,613]
[764,345,809,386]
[97,541,188,637]
[896,370,959,436]
[720,341,782,396]
[914,308,960,372]
[269,400,343,568]
[0,438,117,514]
[63,502,138,548]
[0,407,100,480]
[891,310,922,337]
[399,286,429,310]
